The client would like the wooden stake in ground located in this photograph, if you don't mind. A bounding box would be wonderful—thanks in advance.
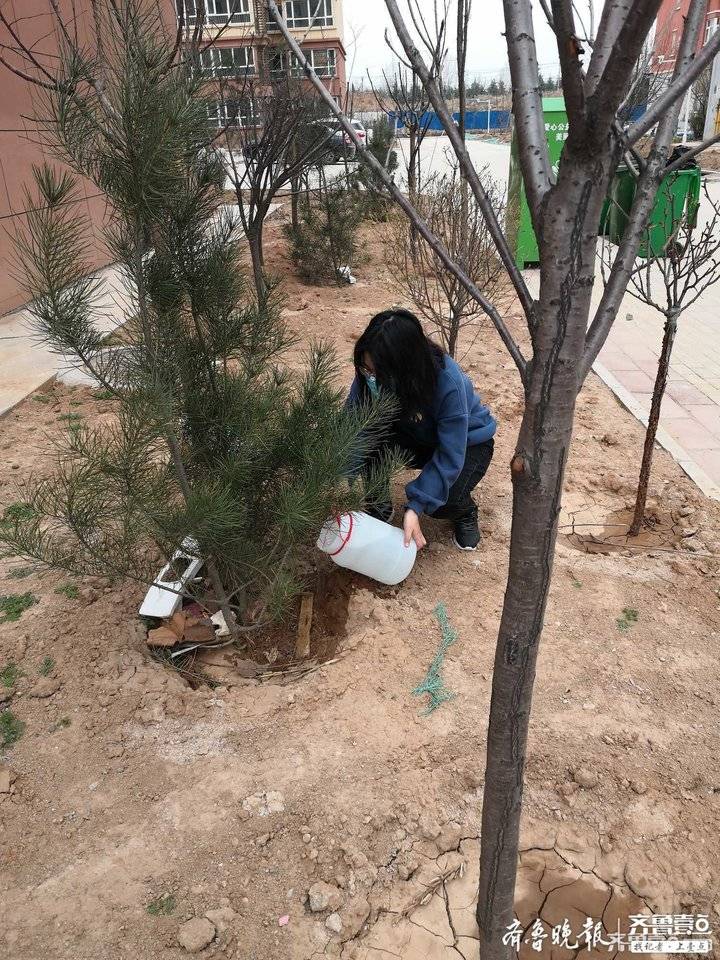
[295,593,314,659]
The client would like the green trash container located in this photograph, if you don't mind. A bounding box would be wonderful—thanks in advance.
[608,165,701,258]
[507,97,568,269]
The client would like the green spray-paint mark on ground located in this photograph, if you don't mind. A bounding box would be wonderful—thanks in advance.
[412,602,458,714]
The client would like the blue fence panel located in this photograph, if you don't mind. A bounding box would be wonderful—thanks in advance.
[457,110,511,130]
[389,105,645,131]
[389,110,511,132]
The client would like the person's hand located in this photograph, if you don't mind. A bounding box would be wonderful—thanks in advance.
[403,509,426,549]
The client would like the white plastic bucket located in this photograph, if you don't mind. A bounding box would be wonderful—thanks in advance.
[316,511,417,586]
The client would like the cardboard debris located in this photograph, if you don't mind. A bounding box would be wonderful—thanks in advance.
[166,610,186,639]
[184,614,216,645]
[145,601,236,650]
[211,610,233,638]
[147,625,179,648]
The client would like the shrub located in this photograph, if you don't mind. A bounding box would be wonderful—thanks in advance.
[286,171,365,283]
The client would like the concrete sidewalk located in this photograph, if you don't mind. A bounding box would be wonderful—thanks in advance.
[522,266,720,501]
[0,203,278,417]
[595,298,720,499]
[0,262,133,416]
[522,177,720,501]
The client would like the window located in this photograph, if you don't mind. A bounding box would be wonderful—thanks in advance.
[207,99,256,127]
[269,47,336,77]
[200,46,255,75]
[176,0,251,26]
[706,16,719,43]
[269,50,288,75]
[306,48,336,77]
[267,0,333,30]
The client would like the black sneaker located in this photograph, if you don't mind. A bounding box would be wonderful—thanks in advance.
[452,506,481,551]
[366,502,395,523]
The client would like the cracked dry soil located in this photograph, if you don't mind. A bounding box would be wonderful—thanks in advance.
[1,220,720,960]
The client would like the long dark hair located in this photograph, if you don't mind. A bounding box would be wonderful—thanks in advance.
[354,309,444,413]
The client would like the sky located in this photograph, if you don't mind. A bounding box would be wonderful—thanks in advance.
[343,0,568,86]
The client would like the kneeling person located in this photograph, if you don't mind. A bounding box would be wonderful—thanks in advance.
[347,309,496,551]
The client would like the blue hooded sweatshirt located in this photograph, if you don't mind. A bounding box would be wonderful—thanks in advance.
[347,354,496,516]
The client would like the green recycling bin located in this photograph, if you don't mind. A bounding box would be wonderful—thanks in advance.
[507,97,568,269]
[608,165,701,258]
[507,96,702,264]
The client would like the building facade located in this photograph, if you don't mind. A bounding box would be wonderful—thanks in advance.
[650,0,720,75]
[648,0,720,139]
[176,0,348,129]
[0,0,110,316]
[0,1,347,317]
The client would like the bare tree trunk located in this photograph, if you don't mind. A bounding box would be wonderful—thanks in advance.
[477,157,608,960]
[165,431,240,639]
[457,0,469,228]
[408,125,418,202]
[629,310,678,536]
[291,176,299,230]
[248,227,266,305]
[447,308,459,358]
[408,125,418,255]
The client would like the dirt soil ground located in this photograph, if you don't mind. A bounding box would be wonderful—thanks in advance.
[701,147,720,172]
[2,216,720,960]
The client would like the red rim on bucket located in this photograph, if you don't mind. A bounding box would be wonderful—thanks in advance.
[327,513,354,557]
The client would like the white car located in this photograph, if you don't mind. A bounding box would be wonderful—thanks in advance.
[350,118,367,148]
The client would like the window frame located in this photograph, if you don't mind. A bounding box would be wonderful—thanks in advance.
[177,0,252,26]
[207,98,256,128]
[306,47,336,77]
[270,47,337,77]
[267,0,334,30]
[268,49,288,75]
[200,45,256,76]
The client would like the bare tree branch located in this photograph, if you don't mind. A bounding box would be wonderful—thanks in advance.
[586,0,662,140]
[502,0,554,221]
[581,0,707,380]
[0,7,58,87]
[538,0,556,32]
[585,0,638,94]
[664,132,720,174]
[550,0,585,126]
[383,0,537,323]
[0,50,55,89]
[627,27,720,143]
[266,0,528,381]
[571,0,594,46]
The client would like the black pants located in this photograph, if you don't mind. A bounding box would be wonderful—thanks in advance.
[366,429,494,522]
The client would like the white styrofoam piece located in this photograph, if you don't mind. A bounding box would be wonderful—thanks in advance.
[211,610,231,637]
[139,539,203,619]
